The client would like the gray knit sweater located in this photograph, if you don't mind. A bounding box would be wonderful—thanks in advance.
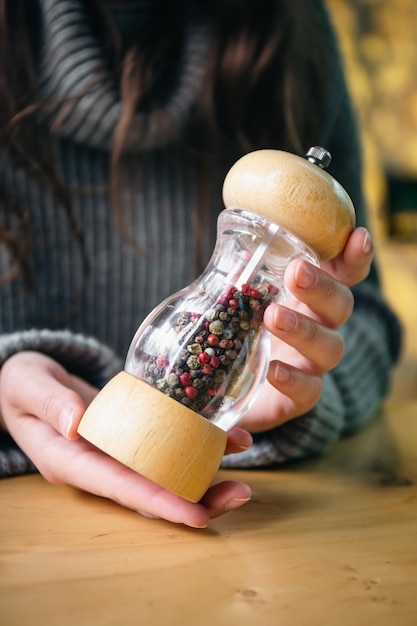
[0,0,402,477]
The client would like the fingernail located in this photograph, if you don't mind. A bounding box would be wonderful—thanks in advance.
[236,440,252,451]
[295,261,316,288]
[361,229,373,256]
[224,496,252,512]
[274,306,296,331]
[137,510,161,520]
[188,521,208,529]
[274,362,290,383]
[59,405,75,439]
[232,428,253,451]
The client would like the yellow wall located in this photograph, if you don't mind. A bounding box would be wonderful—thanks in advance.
[327,0,417,240]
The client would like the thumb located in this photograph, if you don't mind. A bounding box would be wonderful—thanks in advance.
[1,351,87,440]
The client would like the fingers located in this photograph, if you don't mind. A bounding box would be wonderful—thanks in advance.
[75,449,251,527]
[283,259,354,328]
[266,360,323,420]
[199,480,252,518]
[259,259,351,423]
[225,426,253,455]
[325,227,374,287]
[14,417,212,527]
[280,227,373,328]
[12,414,252,528]
[0,351,88,440]
[265,304,345,373]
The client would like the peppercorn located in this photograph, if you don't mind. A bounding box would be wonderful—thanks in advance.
[142,280,275,420]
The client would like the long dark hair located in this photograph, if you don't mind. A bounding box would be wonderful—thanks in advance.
[0,0,329,290]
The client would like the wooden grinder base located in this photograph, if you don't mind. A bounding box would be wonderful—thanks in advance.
[77,371,228,502]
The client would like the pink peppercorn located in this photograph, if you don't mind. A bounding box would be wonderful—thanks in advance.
[250,288,261,299]
[228,298,238,309]
[209,356,220,369]
[207,334,219,346]
[198,351,211,364]
[156,356,169,368]
[179,372,193,387]
[184,386,198,399]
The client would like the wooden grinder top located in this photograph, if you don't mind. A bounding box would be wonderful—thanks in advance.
[222,148,356,261]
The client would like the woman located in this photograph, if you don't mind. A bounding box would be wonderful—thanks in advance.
[0,0,401,527]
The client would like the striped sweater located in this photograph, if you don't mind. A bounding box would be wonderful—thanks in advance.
[0,0,402,476]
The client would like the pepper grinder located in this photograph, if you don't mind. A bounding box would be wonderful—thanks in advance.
[77,148,355,502]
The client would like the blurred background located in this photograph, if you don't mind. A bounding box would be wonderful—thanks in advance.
[327,0,417,404]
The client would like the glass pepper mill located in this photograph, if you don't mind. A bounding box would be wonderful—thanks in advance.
[78,148,355,502]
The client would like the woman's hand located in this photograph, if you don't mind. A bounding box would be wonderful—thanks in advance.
[240,226,374,433]
[0,351,252,528]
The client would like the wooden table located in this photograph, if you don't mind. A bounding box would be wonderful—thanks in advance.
[1,400,417,626]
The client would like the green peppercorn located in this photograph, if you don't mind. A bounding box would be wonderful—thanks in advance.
[187,343,202,355]
[167,373,179,387]
[209,320,224,335]
[187,355,200,369]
